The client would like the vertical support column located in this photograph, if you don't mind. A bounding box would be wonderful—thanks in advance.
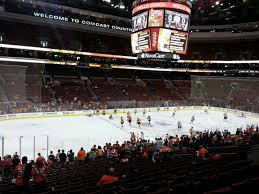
[1,137,4,159]
[19,136,23,158]
[47,136,49,160]
[33,136,35,160]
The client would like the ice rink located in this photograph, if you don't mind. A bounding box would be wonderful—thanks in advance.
[0,108,259,159]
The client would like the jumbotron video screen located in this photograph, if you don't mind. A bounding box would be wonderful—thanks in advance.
[131,0,192,59]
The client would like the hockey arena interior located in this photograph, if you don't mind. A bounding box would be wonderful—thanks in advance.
[0,0,259,194]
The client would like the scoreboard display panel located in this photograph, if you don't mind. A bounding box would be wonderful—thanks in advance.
[164,10,189,32]
[157,29,188,54]
[131,0,192,57]
[131,29,151,54]
[132,11,148,32]
[148,9,164,27]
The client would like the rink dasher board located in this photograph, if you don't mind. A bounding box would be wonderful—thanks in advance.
[0,106,258,121]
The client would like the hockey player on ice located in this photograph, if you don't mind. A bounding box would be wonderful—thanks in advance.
[190,115,195,124]
[177,121,182,131]
[120,117,124,128]
[137,118,141,128]
[224,113,228,122]
[143,109,146,116]
[109,114,113,120]
[127,115,132,126]
[147,115,151,125]
[241,112,245,117]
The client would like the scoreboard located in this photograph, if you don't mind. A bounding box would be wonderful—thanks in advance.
[158,29,188,54]
[131,0,192,59]
[132,29,151,53]
[164,10,189,32]
[132,11,148,32]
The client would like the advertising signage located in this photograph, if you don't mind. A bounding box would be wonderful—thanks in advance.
[4,6,133,33]
[132,2,191,15]
[157,29,188,54]
[148,9,164,27]
[133,0,192,8]
[32,12,132,32]
[131,29,151,54]
[131,28,188,55]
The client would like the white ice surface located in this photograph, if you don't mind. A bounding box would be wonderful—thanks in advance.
[0,109,258,160]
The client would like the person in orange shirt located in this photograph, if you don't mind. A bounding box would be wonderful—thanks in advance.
[77,147,86,162]
[175,135,180,145]
[98,167,119,186]
[13,157,28,187]
[142,146,148,159]
[98,175,119,186]
[32,160,48,185]
[13,156,33,193]
[197,147,208,158]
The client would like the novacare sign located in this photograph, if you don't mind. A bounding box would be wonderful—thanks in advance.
[33,12,132,32]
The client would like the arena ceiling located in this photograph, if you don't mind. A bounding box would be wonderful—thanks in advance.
[28,0,259,24]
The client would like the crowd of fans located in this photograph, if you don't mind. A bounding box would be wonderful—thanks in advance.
[0,99,256,115]
[0,101,99,115]
[0,124,258,193]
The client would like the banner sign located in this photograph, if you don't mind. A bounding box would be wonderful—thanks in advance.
[32,12,132,32]
[151,28,159,51]
[133,0,192,8]
[137,52,180,60]
[132,2,191,15]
